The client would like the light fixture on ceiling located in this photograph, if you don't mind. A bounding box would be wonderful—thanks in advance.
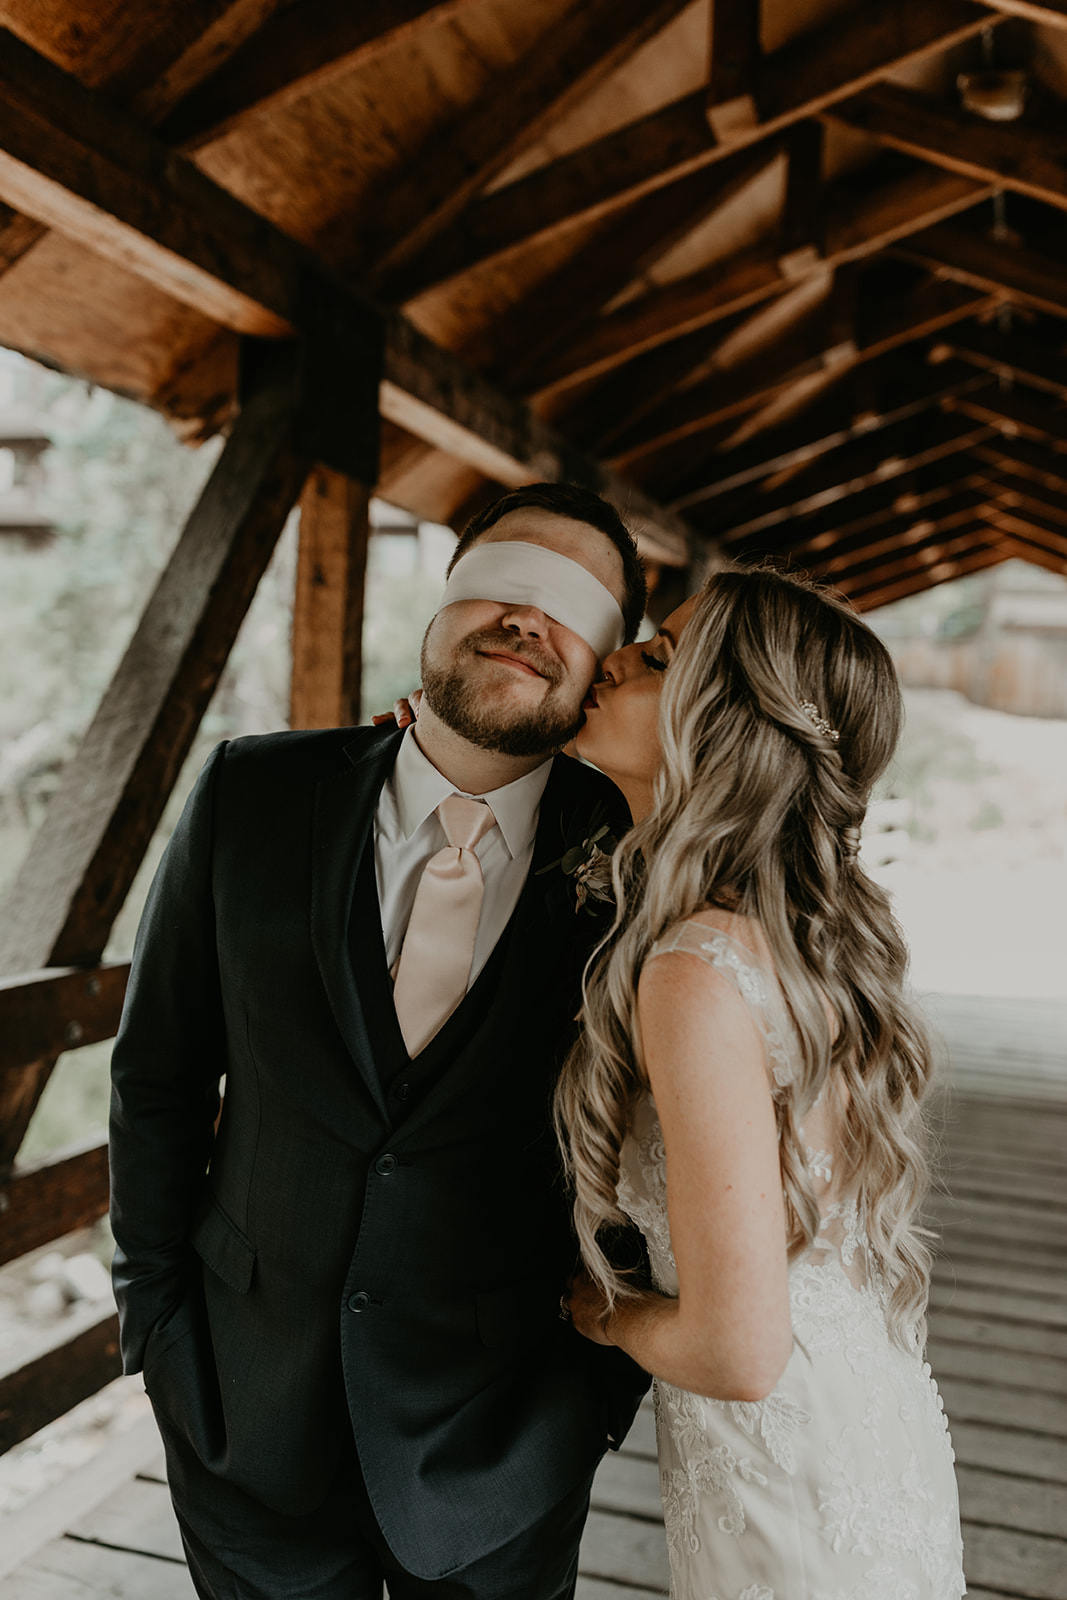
[957,69,1029,121]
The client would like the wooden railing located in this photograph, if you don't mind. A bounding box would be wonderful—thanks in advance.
[0,963,128,1452]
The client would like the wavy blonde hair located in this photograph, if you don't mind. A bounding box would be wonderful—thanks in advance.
[555,564,936,1349]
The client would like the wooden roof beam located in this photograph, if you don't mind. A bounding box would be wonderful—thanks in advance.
[361,0,694,288]
[529,164,992,399]
[979,0,1067,28]
[894,220,1067,322]
[849,543,1005,609]
[690,409,996,542]
[934,322,1067,398]
[601,276,995,466]
[944,384,1067,446]
[986,501,1067,549]
[971,432,1067,487]
[802,492,998,578]
[726,458,994,560]
[831,523,998,594]
[159,0,482,150]
[827,82,1067,219]
[485,143,785,390]
[990,531,1067,575]
[664,351,996,509]
[0,27,690,562]
[381,0,999,302]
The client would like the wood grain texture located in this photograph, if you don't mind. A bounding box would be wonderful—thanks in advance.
[0,346,311,980]
[0,964,129,1075]
[0,1138,109,1266]
[289,469,371,730]
[0,1304,121,1454]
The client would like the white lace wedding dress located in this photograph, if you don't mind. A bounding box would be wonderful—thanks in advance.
[617,920,965,1600]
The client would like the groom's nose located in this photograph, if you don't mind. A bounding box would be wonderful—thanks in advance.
[501,602,551,639]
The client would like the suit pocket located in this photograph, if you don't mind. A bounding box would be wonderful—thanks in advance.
[191,1195,255,1294]
[143,1286,223,1464]
[475,1277,559,1349]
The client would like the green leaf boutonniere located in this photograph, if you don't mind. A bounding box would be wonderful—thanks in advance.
[537,802,619,913]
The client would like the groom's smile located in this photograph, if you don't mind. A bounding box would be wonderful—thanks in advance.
[417,507,630,760]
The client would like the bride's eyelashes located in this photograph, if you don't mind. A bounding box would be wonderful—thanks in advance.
[641,650,669,673]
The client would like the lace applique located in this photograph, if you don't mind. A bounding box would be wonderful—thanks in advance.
[806,1146,834,1183]
[647,923,795,1091]
[618,919,965,1600]
[819,1439,965,1595]
[720,1391,812,1475]
[657,1383,768,1549]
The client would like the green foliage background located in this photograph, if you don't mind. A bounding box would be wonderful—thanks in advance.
[0,356,443,1163]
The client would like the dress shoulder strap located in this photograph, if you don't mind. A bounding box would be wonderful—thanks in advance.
[646,921,795,1090]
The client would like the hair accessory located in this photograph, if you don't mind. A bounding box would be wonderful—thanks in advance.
[799,700,840,743]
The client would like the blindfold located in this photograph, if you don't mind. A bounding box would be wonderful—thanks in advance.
[438,541,626,661]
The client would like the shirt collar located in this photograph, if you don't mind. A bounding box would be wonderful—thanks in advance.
[391,726,552,860]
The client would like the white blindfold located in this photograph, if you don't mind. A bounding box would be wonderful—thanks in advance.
[438,541,626,662]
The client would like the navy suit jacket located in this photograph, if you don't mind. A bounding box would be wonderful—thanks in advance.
[109,725,649,1579]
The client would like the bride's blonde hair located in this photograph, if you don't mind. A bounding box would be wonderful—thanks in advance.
[555,564,936,1348]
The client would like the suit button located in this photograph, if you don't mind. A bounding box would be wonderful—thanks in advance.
[394,1082,410,1101]
[375,1153,398,1175]
[348,1291,370,1313]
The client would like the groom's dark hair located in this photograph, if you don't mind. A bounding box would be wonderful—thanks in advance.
[448,482,647,645]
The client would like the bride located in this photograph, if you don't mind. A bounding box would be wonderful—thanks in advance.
[555,564,965,1600]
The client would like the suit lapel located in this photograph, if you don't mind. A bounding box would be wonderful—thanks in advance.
[310,726,402,1119]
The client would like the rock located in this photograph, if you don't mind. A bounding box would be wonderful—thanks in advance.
[60,1253,112,1303]
[25,1279,67,1319]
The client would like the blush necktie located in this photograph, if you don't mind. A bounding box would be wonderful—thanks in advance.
[392,794,496,1057]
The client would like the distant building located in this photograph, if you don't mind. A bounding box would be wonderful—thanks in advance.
[872,560,1067,718]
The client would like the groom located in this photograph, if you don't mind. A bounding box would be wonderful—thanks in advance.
[109,482,650,1599]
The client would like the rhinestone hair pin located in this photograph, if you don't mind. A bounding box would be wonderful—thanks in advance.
[799,700,840,743]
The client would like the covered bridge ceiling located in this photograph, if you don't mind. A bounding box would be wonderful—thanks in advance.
[1,0,1067,605]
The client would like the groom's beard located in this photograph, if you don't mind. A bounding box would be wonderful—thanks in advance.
[421,624,586,758]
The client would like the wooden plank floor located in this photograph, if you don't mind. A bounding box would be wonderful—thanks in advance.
[4,1093,1066,1598]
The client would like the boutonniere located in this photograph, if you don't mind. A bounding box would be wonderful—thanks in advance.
[537,801,619,914]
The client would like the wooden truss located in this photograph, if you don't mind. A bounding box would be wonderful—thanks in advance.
[3,0,1067,1451]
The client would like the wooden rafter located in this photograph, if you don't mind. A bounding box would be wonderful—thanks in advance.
[937,322,1067,398]
[595,276,995,466]
[689,408,996,542]
[849,541,1005,609]
[727,457,994,560]
[972,0,1067,28]
[360,0,694,287]
[159,0,481,150]
[385,0,999,306]
[488,142,785,389]
[0,25,689,560]
[831,521,998,595]
[945,384,1067,446]
[828,82,1067,219]
[895,220,1067,322]
[666,352,995,509]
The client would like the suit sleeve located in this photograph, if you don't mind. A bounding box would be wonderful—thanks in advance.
[109,740,229,1373]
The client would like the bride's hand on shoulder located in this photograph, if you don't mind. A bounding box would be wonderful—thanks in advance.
[565,1271,615,1346]
[371,688,422,728]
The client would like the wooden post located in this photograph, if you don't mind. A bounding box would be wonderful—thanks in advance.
[707,0,761,141]
[0,343,313,1171]
[779,121,824,277]
[290,469,372,729]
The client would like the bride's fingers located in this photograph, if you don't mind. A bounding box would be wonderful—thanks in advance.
[392,688,422,728]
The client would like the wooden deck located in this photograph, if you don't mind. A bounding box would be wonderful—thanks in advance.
[3,1089,1067,1599]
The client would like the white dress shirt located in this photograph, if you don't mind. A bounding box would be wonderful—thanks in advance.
[374,728,552,987]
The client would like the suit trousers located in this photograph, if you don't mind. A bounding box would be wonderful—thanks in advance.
[159,1416,595,1600]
